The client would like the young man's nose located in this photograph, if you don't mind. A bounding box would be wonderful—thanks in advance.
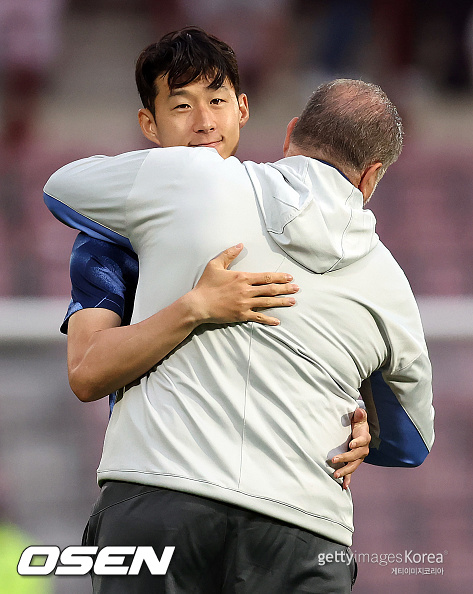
[193,106,216,132]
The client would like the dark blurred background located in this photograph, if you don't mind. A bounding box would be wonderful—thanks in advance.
[1,1,472,592]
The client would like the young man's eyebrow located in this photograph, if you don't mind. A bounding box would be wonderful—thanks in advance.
[168,88,191,98]
[210,84,230,92]
[168,84,230,98]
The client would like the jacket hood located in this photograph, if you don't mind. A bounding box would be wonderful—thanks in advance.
[244,156,378,273]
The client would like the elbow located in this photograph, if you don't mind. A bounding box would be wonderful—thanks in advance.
[72,387,98,403]
[404,446,430,468]
[393,453,427,468]
[365,441,431,468]
[68,368,107,403]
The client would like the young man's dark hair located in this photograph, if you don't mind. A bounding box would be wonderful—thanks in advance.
[291,79,404,180]
[135,26,241,117]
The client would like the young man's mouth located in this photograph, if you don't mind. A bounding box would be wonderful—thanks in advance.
[190,140,222,149]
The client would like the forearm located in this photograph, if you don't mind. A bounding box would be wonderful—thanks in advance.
[69,293,201,402]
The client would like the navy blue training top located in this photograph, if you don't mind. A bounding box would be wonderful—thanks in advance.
[63,232,138,413]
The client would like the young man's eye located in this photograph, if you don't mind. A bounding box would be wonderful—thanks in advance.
[211,98,225,105]
[174,103,191,110]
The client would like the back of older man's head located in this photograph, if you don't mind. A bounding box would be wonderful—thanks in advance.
[291,79,403,179]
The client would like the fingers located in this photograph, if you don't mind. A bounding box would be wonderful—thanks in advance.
[250,296,297,312]
[332,408,370,489]
[247,271,295,285]
[349,430,371,450]
[333,446,369,466]
[245,313,282,326]
[208,247,296,288]
[349,408,371,449]
[213,243,244,270]
[249,283,299,297]
[334,459,363,479]
[351,406,368,427]
[244,298,296,325]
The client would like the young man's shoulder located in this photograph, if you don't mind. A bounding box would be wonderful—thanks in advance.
[141,146,245,180]
[146,145,238,163]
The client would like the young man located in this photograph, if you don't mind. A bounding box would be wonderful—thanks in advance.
[55,27,370,483]
[45,78,434,593]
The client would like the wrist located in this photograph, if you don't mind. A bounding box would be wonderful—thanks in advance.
[178,289,209,328]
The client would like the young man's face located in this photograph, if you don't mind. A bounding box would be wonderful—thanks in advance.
[139,75,249,159]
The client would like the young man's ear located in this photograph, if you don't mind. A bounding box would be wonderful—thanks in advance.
[238,93,250,129]
[138,108,162,146]
[359,162,383,204]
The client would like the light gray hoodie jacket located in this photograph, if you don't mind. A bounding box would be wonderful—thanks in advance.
[44,147,434,546]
